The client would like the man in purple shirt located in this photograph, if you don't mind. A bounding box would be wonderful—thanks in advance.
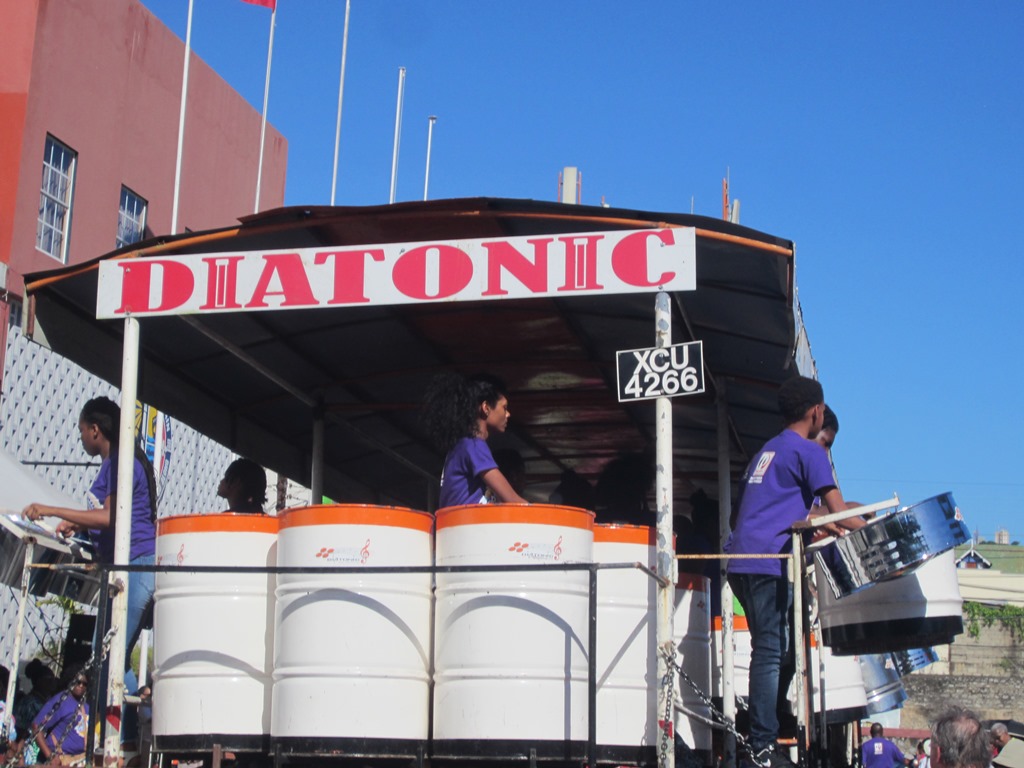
[32,672,90,763]
[863,723,910,768]
[725,376,857,768]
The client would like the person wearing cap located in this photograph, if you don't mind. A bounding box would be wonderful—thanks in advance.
[31,671,90,765]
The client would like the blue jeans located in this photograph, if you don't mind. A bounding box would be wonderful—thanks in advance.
[94,553,155,745]
[727,572,793,751]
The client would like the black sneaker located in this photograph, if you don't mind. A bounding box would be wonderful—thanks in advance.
[743,744,796,768]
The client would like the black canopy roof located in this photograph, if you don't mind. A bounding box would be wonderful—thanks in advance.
[24,197,802,516]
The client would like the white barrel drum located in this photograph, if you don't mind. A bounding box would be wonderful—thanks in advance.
[818,550,963,656]
[433,504,594,760]
[592,524,657,764]
[673,574,713,762]
[152,513,279,753]
[807,634,867,725]
[271,504,433,756]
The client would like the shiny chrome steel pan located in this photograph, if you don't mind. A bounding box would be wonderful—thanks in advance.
[814,492,969,598]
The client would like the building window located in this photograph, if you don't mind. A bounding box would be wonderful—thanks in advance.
[117,187,148,248]
[36,135,77,262]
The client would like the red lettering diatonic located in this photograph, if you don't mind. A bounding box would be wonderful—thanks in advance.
[314,249,385,304]
[392,244,472,300]
[481,238,552,296]
[557,235,605,292]
[244,253,317,308]
[115,260,194,315]
[611,229,676,287]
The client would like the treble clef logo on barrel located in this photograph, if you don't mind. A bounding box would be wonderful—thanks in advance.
[553,536,563,561]
[360,539,371,564]
[176,543,185,565]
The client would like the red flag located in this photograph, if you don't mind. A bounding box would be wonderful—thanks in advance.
[241,0,276,9]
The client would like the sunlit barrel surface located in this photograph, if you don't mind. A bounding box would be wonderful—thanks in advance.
[272,504,433,756]
[432,503,594,760]
[152,513,279,753]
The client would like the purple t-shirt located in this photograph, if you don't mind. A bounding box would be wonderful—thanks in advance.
[32,692,88,755]
[726,429,836,577]
[439,437,498,508]
[862,737,906,768]
[88,455,156,562]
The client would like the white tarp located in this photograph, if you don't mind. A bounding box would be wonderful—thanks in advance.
[0,445,79,514]
[957,569,1024,608]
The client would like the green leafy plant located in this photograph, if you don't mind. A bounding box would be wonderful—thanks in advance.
[964,601,1024,639]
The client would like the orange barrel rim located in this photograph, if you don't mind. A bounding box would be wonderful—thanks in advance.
[594,522,655,545]
[158,512,280,536]
[436,503,594,530]
[279,503,434,532]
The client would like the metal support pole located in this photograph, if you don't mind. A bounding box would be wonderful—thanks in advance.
[104,315,141,767]
[86,589,111,763]
[253,4,276,214]
[329,0,351,206]
[2,540,35,738]
[389,67,406,204]
[587,566,598,768]
[654,291,675,768]
[170,0,194,235]
[423,115,437,201]
[311,405,325,503]
[138,628,151,687]
[717,384,737,768]
[791,530,809,768]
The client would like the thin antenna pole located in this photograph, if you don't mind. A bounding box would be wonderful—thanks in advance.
[330,0,352,206]
[423,115,437,201]
[170,0,195,235]
[389,66,406,204]
[254,4,276,214]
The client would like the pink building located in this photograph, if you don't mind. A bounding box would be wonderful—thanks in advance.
[0,0,288,307]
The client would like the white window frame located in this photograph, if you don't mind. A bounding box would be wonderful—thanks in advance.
[36,135,77,263]
[116,186,148,249]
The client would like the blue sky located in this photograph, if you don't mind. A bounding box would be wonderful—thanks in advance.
[141,0,1023,541]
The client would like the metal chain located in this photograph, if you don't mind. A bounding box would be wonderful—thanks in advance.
[659,645,757,763]
[3,627,115,768]
[659,642,677,767]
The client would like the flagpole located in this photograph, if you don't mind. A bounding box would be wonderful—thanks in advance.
[330,0,352,206]
[254,3,276,214]
[423,115,437,201]
[170,0,195,235]
[389,66,406,205]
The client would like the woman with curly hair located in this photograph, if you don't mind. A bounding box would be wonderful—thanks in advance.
[422,373,527,508]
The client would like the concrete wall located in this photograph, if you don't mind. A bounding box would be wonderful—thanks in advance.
[898,615,1024,728]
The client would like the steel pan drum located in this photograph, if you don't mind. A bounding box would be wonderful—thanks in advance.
[859,653,907,715]
[817,550,963,655]
[892,647,939,677]
[815,492,968,598]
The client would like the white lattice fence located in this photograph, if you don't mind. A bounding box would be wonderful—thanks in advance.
[1,325,236,665]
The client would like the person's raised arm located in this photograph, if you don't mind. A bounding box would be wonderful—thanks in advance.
[480,468,527,504]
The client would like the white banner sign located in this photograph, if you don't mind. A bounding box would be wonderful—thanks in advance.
[95,227,696,319]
